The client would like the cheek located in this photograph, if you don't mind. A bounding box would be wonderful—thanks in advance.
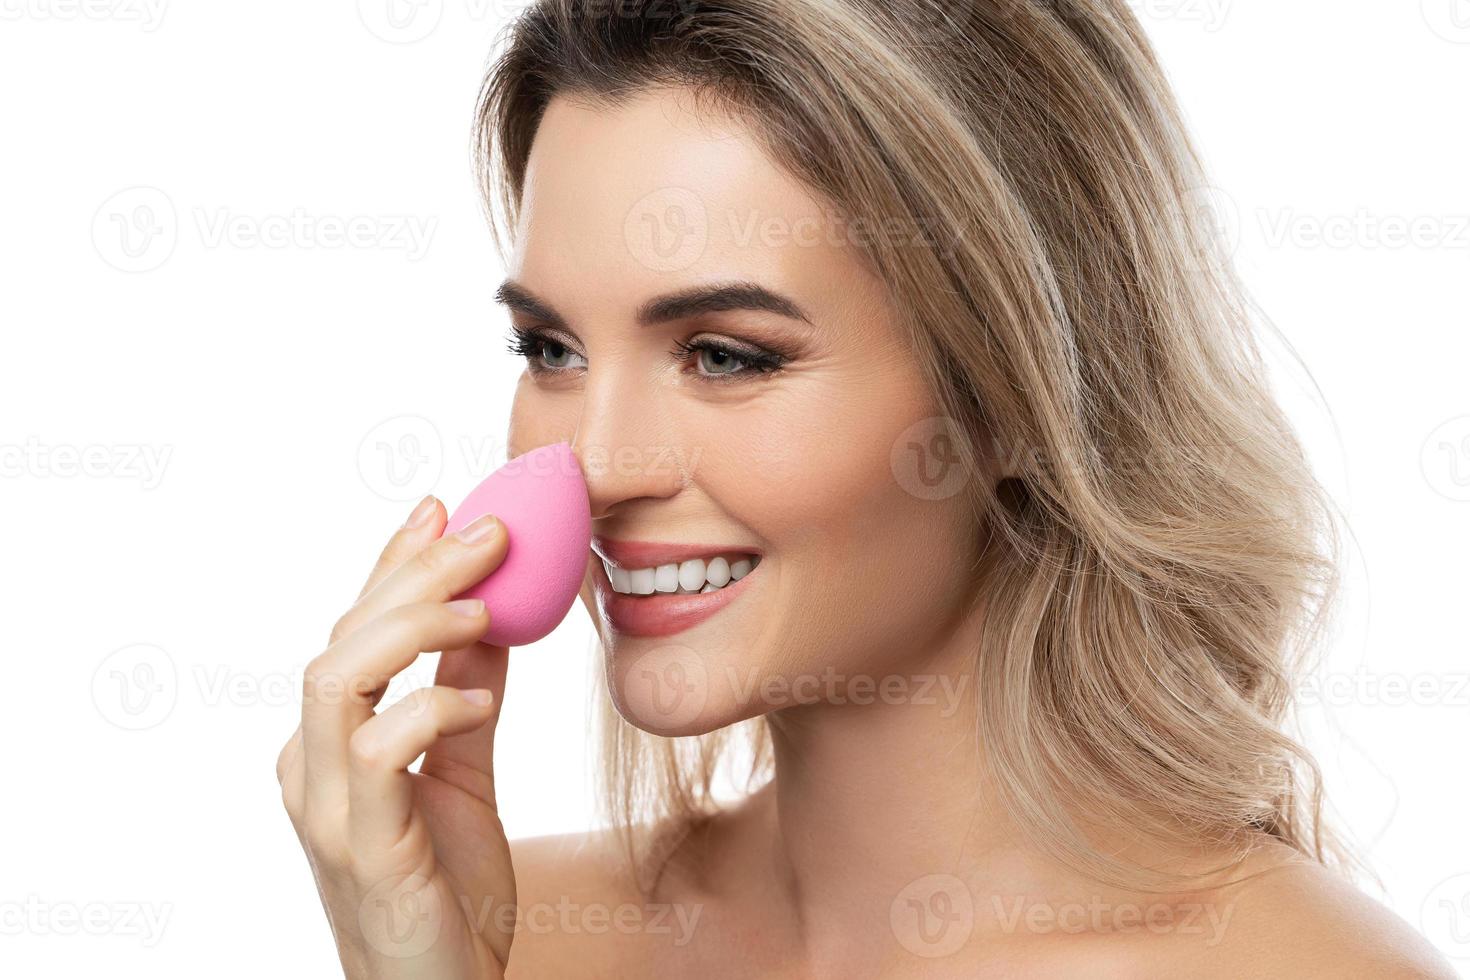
[505,376,577,460]
[678,375,975,664]
[796,419,972,650]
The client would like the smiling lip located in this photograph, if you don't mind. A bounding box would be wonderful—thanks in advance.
[588,539,762,638]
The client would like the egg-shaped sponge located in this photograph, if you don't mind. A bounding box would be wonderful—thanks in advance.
[442,441,591,647]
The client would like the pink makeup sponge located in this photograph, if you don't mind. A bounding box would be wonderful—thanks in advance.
[442,441,591,647]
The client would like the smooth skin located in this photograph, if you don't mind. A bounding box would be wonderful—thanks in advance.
[279,85,1457,978]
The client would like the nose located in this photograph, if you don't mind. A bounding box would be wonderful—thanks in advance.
[570,368,686,520]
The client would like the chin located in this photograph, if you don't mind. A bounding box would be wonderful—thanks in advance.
[579,553,792,735]
[600,633,766,737]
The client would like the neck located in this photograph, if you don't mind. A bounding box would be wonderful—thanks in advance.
[746,597,1034,954]
[718,604,1265,966]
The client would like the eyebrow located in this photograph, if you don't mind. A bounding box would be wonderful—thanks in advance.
[493,278,813,330]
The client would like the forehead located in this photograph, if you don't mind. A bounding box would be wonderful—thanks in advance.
[509,86,881,324]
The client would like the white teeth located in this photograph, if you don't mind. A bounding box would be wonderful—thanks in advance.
[628,567,655,595]
[705,556,731,587]
[603,554,760,596]
[677,559,706,591]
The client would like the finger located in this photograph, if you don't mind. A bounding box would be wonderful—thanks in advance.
[301,598,491,818]
[353,495,445,606]
[347,685,497,853]
[420,641,510,804]
[276,725,303,785]
[330,512,507,646]
[277,727,306,834]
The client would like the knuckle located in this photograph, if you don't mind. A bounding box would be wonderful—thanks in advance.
[328,608,359,646]
[384,687,443,738]
[279,780,301,822]
[370,604,430,657]
[407,687,446,725]
[304,651,333,681]
[302,654,339,704]
[347,726,388,770]
[377,602,416,632]
[409,539,452,578]
[413,680,446,706]
[370,539,403,578]
[379,522,420,561]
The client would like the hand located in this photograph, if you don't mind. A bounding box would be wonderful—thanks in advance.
[276,496,517,979]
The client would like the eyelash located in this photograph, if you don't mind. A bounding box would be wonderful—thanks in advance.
[504,326,787,382]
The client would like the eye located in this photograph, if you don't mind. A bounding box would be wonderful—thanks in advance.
[504,325,788,383]
[671,337,786,382]
[505,326,587,373]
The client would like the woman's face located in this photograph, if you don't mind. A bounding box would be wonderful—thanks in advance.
[503,87,981,735]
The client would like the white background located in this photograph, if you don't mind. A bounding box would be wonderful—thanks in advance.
[1,2,1467,975]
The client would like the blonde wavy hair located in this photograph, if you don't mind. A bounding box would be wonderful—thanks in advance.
[474,0,1351,890]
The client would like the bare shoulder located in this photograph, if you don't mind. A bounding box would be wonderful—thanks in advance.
[502,827,639,978]
[509,825,633,900]
[504,825,704,979]
[1184,845,1456,978]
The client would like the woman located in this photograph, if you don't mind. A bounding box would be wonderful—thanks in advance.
[276,1,1455,975]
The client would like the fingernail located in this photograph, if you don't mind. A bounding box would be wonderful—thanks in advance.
[461,688,494,706]
[454,514,501,545]
[403,495,437,529]
[445,598,485,617]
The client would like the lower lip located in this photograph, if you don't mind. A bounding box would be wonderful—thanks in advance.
[592,558,759,637]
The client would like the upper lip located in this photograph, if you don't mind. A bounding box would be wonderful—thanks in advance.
[591,537,761,569]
